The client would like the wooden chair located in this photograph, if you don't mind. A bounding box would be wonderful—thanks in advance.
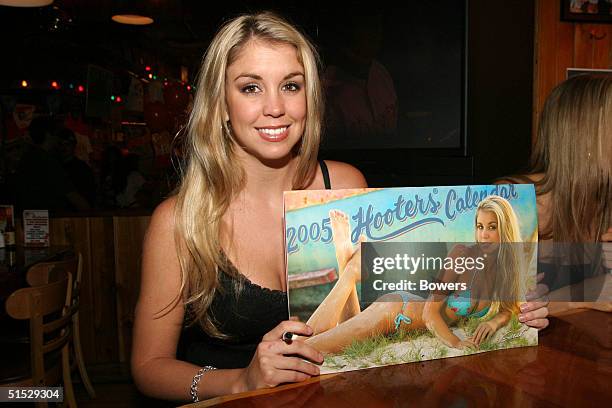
[0,269,77,408]
[26,254,96,399]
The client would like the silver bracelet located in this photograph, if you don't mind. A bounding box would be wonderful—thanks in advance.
[190,365,217,403]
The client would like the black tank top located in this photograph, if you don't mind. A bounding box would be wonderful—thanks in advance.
[177,160,331,368]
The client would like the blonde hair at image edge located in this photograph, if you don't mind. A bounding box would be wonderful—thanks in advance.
[474,195,525,318]
[170,12,324,338]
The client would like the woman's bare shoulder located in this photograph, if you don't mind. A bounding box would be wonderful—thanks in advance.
[324,160,368,189]
[143,196,179,264]
[149,196,177,232]
[140,196,182,301]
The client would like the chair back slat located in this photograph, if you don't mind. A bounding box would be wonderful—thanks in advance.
[44,310,74,334]
[6,273,69,320]
[42,326,71,354]
[26,257,77,287]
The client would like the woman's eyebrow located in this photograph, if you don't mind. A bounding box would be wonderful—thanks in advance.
[283,72,304,79]
[234,72,304,81]
[235,73,262,81]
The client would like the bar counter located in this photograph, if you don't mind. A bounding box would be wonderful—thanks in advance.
[190,310,611,407]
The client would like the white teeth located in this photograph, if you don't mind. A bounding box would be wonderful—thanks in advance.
[259,127,287,135]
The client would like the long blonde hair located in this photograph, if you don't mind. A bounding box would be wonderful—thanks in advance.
[174,12,323,337]
[531,74,612,243]
[476,195,523,315]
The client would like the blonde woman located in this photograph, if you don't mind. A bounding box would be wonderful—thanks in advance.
[497,74,612,315]
[131,12,548,401]
[305,196,534,353]
[131,12,367,402]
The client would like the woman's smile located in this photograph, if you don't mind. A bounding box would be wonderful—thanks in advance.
[256,125,290,142]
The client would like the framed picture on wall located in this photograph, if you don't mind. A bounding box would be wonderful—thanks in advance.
[561,0,612,23]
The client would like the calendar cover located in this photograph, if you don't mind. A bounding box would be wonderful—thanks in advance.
[284,185,539,374]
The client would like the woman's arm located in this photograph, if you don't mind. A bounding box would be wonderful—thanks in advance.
[422,245,475,349]
[131,198,245,401]
[131,199,324,401]
[423,299,470,348]
[471,309,512,346]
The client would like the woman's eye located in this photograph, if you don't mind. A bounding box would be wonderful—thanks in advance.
[283,82,301,92]
[241,84,260,94]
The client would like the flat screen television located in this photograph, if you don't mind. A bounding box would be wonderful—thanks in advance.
[306,2,466,153]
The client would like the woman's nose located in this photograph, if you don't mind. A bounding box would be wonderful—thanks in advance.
[263,91,285,118]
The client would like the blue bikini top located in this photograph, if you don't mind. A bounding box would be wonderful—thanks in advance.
[447,266,490,318]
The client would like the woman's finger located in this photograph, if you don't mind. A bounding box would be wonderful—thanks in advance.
[520,305,548,323]
[481,328,493,342]
[523,318,549,330]
[277,340,325,364]
[273,356,321,377]
[460,339,477,349]
[273,369,312,385]
[262,321,314,342]
[479,327,491,344]
[474,326,489,345]
[264,340,321,364]
[472,327,483,345]
[520,300,549,314]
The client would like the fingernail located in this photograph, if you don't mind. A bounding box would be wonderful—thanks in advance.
[519,314,526,322]
[307,326,313,335]
[520,304,527,312]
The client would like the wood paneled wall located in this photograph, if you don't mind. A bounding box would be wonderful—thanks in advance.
[534,0,612,139]
[49,216,150,366]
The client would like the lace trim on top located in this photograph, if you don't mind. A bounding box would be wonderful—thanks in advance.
[219,253,287,303]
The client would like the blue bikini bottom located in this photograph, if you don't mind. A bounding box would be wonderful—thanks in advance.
[390,291,424,330]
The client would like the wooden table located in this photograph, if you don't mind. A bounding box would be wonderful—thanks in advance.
[189,310,611,407]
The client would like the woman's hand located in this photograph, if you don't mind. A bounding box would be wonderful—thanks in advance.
[471,321,496,345]
[519,301,549,330]
[454,339,478,350]
[239,321,324,392]
[521,272,550,330]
